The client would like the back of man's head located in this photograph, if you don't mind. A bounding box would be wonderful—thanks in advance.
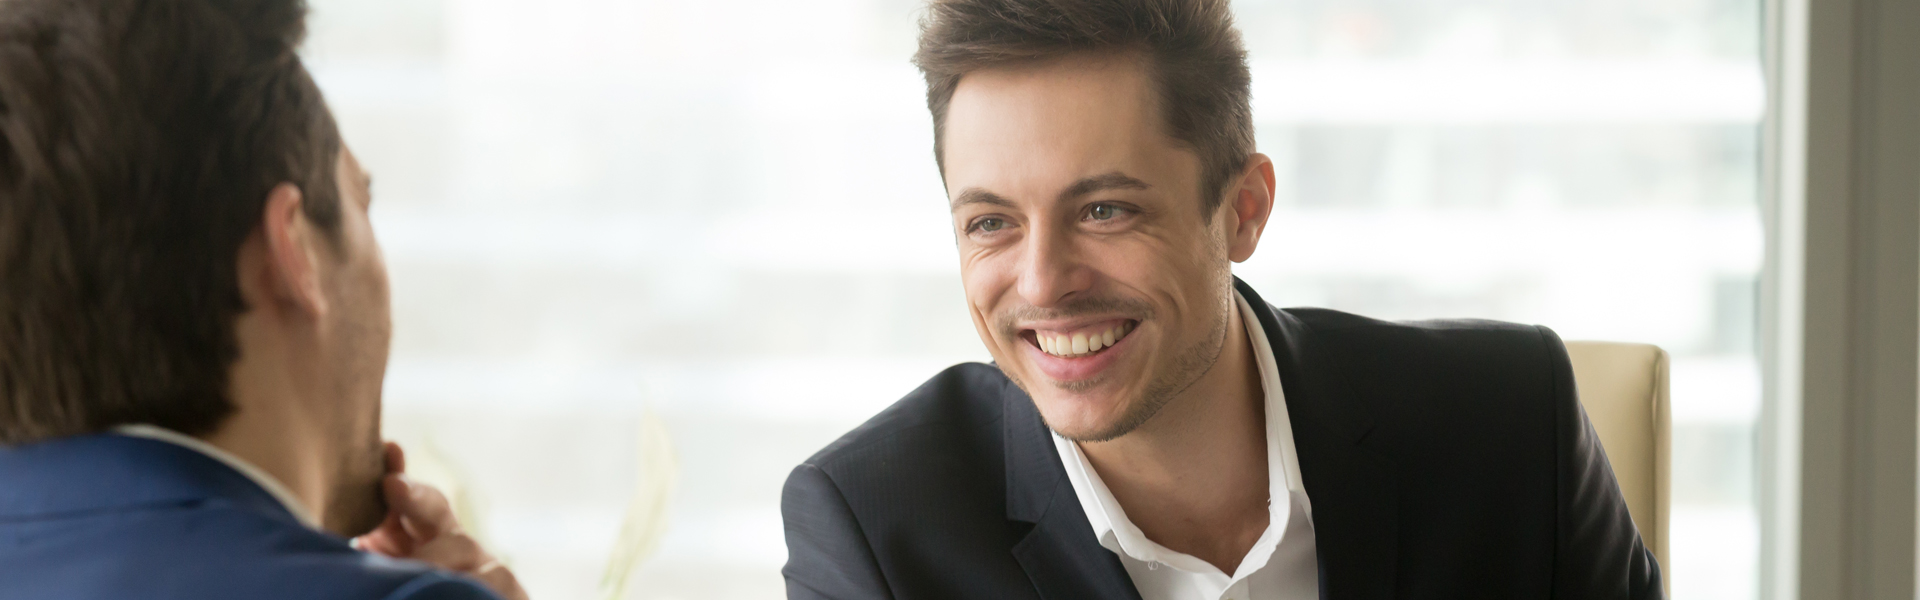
[0,0,342,445]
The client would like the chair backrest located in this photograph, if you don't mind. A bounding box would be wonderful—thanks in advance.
[1564,340,1670,580]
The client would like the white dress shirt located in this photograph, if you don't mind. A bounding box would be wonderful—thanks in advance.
[113,424,322,528]
[1052,291,1318,600]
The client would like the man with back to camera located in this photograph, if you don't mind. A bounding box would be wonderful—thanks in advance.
[780,0,1663,598]
[0,1,526,598]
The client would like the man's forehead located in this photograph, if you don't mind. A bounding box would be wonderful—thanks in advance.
[338,146,360,173]
[954,51,1150,95]
[945,54,1156,140]
[940,55,1195,207]
[337,147,369,186]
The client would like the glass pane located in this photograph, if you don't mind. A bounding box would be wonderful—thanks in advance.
[303,0,1762,598]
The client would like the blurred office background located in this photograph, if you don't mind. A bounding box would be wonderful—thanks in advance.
[302,0,1763,598]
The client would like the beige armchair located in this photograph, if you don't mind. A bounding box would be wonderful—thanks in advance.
[1565,341,1671,582]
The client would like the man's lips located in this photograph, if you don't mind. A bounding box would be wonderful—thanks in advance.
[1018,318,1140,382]
[1023,318,1137,358]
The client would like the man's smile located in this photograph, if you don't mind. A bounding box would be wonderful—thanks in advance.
[1017,318,1143,383]
[1024,319,1137,358]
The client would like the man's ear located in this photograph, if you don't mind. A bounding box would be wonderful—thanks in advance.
[244,183,328,319]
[1225,153,1277,263]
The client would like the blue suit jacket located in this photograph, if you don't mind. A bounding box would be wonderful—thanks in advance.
[0,433,502,600]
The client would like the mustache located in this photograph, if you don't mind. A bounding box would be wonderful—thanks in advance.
[995,296,1155,336]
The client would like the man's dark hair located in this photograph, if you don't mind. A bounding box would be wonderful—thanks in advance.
[0,0,342,444]
[913,0,1254,213]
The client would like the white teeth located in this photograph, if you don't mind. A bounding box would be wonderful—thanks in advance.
[1037,323,1135,357]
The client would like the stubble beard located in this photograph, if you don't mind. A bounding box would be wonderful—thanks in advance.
[323,430,387,537]
[998,284,1235,444]
[319,282,392,537]
[1056,298,1229,443]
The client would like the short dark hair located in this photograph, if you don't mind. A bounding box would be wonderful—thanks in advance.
[0,0,342,444]
[913,0,1254,213]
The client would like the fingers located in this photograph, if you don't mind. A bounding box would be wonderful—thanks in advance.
[353,525,404,556]
[361,474,462,560]
[408,524,529,600]
[471,561,530,600]
[352,473,416,555]
[354,441,411,554]
[411,530,487,572]
[361,474,460,554]
[396,476,458,541]
[384,441,406,476]
[351,444,527,600]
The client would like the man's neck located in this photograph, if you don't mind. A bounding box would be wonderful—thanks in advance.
[206,362,333,533]
[1078,302,1270,574]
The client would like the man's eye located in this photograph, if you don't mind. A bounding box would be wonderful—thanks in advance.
[973,218,1007,232]
[1088,204,1121,221]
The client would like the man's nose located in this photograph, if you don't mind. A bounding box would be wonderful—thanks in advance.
[1015,224,1092,308]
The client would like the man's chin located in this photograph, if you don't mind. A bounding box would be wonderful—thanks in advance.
[1001,361,1156,441]
[323,479,388,537]
[322,444,389,537]
[1033,393,1138,443]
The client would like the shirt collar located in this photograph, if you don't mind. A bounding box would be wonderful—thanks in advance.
[113,424,322,529]
[1051,289,1311,583]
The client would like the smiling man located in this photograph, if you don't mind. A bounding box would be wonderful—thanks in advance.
[780,0,1663,599]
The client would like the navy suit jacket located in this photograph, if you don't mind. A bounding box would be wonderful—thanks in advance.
[781,279,1663,599]
[0,433,502,600]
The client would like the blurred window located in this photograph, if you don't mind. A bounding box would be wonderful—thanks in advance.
[304,0,1762,598]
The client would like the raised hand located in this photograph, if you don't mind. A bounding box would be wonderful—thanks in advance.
[354,442,529,600]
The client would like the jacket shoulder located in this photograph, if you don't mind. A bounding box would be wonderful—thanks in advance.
[781,362,1037,600]
[1285,306,1549,338]
[786,362,1015,548]
[375,573,502,600]
[1282,306,1560,368]
[1279,306,1565,423]
[0,501,499,600]
[801,361,1013,472]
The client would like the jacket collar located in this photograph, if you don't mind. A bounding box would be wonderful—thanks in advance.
[114,424,320,528]
[1004,372,1062,524]
[0,432,306,529]
[1237,278,1399,600]
[1003,375,1146,600]
[1235,279,1380,445]
[1001,277,1399,600]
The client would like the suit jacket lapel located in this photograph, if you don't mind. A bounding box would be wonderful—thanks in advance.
[1237,278,1399,600]
[1003,377,1145,600]
[997,279,1400,600]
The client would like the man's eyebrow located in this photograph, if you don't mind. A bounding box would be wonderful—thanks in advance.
[950,187,1018,212]
[949,173,1150,212]
[1060,172,1150,200]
